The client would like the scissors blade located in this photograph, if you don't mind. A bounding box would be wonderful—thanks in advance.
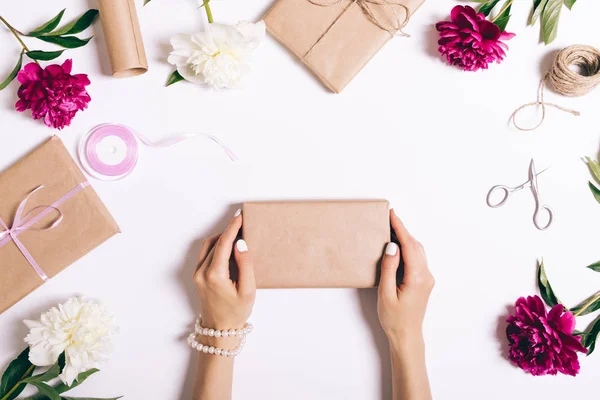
[529,159,539,191]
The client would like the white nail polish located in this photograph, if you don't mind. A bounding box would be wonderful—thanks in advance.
[234,208,242,217]
[236,239,248,253]
[385,242,398,256]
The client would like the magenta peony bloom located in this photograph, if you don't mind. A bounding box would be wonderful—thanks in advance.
[15,59,91,130]
[435,5,516,72]
[506,295,587,376]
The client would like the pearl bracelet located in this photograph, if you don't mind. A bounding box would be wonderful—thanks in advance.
[187,316,253,358]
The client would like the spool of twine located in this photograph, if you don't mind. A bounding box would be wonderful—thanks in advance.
[511,45,600,131]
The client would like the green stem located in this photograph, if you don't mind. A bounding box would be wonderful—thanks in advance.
[0,364,36,400]
[490,0,514,23]
[0,15,39,65]
[573,292,600,317]
[203,0,214,23]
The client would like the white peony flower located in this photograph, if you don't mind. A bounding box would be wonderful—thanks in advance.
[168,21,266,89]
[23,297,118,386]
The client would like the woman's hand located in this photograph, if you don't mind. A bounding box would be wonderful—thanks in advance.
[192,210,255,400]
[378,209,434,345]
[378,209,434,400]
[194,209,256,331]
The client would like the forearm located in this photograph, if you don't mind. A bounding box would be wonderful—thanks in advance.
[389,335,432,400]
[193,336,237,400]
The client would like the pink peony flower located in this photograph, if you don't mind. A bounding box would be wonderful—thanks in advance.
[435,5,516,71]
[506,295,587,376]
[15,59,91,130]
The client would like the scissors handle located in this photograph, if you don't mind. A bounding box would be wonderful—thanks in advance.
[533,204,554,231]
[486,185,514,208]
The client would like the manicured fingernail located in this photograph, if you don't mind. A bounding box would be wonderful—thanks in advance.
[385,242,398,256]
[234,208,241,217]
[236,239,248,253]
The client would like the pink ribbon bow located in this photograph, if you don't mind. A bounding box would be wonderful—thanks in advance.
[0,182,89,281]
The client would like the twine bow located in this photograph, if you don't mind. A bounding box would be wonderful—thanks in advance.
[307,0,410,36]
[0,182,89,281]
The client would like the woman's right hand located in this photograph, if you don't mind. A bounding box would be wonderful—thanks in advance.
[377,209,434,345]
[193,210,256,333]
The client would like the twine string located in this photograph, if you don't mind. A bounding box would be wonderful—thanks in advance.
[511,45,600,131]
[304,0,410,60]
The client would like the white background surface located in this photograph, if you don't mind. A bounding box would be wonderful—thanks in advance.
[1,0,600,399]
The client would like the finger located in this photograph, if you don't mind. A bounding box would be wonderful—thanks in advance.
[196,234,221,272]
[194,246,216,286]
[378,242,400,297]
[390,209,429,283]
[390,209,416,247]
[234,239,256,297]
[209,209,243,274]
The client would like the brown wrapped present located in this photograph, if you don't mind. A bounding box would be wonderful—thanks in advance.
[264,0,425,93]
[242,200,390,288]
[0,137,120,314]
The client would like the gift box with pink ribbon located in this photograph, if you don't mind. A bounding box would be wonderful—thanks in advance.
[0,136,119,314]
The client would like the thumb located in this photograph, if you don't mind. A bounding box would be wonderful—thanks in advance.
[378,242,400,298]
[234,239,256,298]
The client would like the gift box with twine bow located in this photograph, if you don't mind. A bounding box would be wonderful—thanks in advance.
[264,0,425,93]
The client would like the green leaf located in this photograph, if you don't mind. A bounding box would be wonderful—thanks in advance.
[61,397,123,400]
[583,315,600,356]
[144,0,152,4]
[166,70,185,87]
[573,330,586,336]
[570,293,600,316]
[530,0,548,25]
[48,10,99,36]
[587,261,600,272]
[28,9,66,36]
[54,369,99,394]
[589,182,600,205]
[0,348,35,400]
[493,0,512,32]
[22,354,65,384]
[0,52,23,91]
[479,0,501,16]
[541,0,563,45]
[36,35,92,49]
[585,157,600,185]
[30,382,61,400]
[564,0,577,10]
[26,50,64,61]
[537,260,561,308]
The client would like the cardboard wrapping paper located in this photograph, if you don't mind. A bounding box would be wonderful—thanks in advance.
[264,0,424,93]
[0,137,120,314]
[243,200,390,288]
[98,0,148,77]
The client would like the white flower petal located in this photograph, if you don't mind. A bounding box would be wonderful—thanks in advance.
[177,65,206,84]
[190,32,218,54]
[168,52,191,67]
[29,343,56,366]
[235,20,266,49]
[208,24,246,51]
[170,33,196,51]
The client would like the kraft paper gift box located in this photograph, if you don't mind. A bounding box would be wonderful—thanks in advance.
[0,137,120,314]
[242,200,391,288]
[263,0,425,93]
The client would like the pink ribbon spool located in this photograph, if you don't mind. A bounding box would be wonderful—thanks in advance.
[79,123,237,180]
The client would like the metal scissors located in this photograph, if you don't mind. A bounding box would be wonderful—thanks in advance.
[486,159,554,231]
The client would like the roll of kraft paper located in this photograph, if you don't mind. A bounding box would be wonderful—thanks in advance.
[242,200,394,288]
[98,0,148,77]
